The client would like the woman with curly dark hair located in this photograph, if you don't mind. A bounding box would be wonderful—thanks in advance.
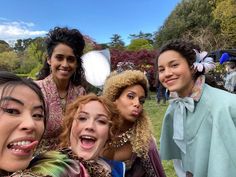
[36,27,86,151]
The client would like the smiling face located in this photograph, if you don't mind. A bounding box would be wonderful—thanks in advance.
[47,43,77,83]
[70,101,110,160]
[115,84,145,127]
[0,85,45,172]
[158,50,195,97]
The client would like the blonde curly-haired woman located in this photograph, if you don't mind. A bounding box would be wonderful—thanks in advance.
[102,69,165,177]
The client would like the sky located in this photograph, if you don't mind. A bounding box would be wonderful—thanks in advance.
[0,0,181,45]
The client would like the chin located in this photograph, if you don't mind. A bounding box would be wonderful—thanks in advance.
[81,154,94,160]
[127,117,137,123]
[4,162,29,173]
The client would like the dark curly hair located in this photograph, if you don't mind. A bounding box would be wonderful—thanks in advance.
[37,27,85,86]
[158,39,204,79]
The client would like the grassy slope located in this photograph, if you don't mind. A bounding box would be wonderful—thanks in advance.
[144,93,176,177]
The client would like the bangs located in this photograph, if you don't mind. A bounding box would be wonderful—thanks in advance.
[0,83,16,105]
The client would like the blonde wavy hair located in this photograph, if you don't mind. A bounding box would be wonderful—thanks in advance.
[59,93,121,148]
[103,70,153,157]
[131,111,153,158]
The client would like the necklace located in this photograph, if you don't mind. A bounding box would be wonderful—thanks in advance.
[59,91,68,114]
[59,91,68,99]
[108,128,133,148]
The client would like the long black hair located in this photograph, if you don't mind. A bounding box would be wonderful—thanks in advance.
[37,27,85,86]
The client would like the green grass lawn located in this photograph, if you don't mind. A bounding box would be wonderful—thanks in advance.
[144,93,176,177]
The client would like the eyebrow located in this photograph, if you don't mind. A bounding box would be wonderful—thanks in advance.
[158,59,178,68]
[168,60,178,64]
[79,111,109,118]
[0,96,44,110]
[0,96,23,105]
[97,114,109,118]
[34,105,44,111]
[128,90,145,98]
[55,53,76,58]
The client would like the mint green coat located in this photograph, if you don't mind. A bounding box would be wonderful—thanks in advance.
[160,84,236,177]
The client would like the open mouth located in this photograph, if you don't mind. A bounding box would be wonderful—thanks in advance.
[80,135,97,149]
[7,140,38,155]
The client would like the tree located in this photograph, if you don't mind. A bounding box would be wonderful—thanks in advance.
[109,34,125,49]
[17,37,46,74]
[0,51,19,71]
[212,0,236,47]
[127,38,153,51]
[0,40,12,53]
[154,0,235,49]
[83,35,102,53]
[154,0,215,47]
[182,27,229,51]
[14,38,33,52]
[129,31,154,44]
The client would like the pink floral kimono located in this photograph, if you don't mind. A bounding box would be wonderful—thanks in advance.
[36,74,86,151]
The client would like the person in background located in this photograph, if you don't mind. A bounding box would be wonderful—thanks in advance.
[102,69,166,177]
[224,61,236,93]
[36,26,86,151]
[155,77,167,105]
[157,39,236,177]
[59,93,125,177]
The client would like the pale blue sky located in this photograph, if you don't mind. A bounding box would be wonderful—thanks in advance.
[0,0,181,45]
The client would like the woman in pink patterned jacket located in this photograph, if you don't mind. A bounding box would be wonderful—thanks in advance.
[36,27,86,151]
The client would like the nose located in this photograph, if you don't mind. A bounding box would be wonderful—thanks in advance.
[19,112,36,132]
[164,67,173,77]
[84,119,95,132]
[133,97,141,107]
[61,59,69,67]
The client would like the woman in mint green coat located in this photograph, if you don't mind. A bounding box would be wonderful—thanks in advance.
[157,39,236,177]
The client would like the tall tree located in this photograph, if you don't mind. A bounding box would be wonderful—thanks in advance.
[212,0,236,47]
[129,31,154,44]
[14,38,33,52]
[154,0,215,47]
[109,34,125,49]
[26,37,45,62]
[17,37,46,74]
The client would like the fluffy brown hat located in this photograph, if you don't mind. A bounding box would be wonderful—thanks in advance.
[103,70,149,102]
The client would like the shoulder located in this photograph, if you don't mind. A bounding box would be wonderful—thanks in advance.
[102,158,125,177]
[148,136,158,150]
[35,76,51,88]
[71,84,86,95]
[28,149,81,177]
[201,84,236,119]
[202,84,236,105]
